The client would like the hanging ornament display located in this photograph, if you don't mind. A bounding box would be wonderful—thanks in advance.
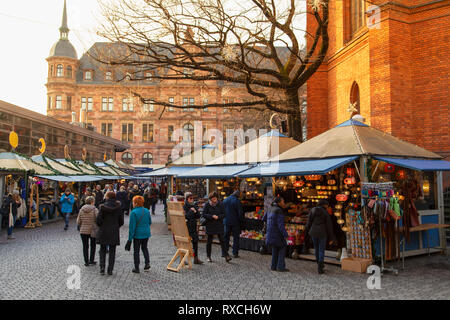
[9,131,18,150]
[384,163,395,173]
[344,177,356,185]
[293,180,304,188]
[38,138,46,154]
[396,170,406,180]
[305,175,321,181]
[346,168,355,176]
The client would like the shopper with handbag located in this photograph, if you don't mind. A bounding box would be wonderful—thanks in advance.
[96,191,124,275]
[3,190,21,240]
[77,196,98,266]
[183,192,203,265]
[202,192,231,263]
[305,199,337,274]
[126,195,151,273]
[263,196,289,272]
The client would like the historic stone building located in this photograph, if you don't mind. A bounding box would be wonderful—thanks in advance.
[46,2,301,165]
[306,0,449,160]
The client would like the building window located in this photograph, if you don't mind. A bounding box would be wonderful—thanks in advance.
[203,98,208,112]
[351,0,366,36]
[56,64,63,77]
[67,96,72,110]
[50,65,54,77]
[67,66,72,79]
[122,123,133,142]
[122,152,133,164]
[47,96,52,110]
[122,98,134,112]
[81,97,87,110]
[143,99,154,112]
[168,125,174,142]
[145,72,153,82]
[183,68,193,77]
[101,123,113,137]
[183,123,194,141]
[142,123,154,142]
[142,153,153,164]
[102,97,113,111]
[84,70,93,80]
[55,95,62,109]
[168,97,174,111]
[189,98,195,111]
[87,97,93,111]
[182,97,189,112]
[350,81,361,115]
[223,98,233,112]
[105,71,113,81]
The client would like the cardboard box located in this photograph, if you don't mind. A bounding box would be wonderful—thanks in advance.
[341,257,373,273]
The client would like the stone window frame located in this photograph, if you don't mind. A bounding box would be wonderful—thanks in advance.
[56,64,64,77]
[84,70,93,81]
[101,122,113,137]
[55,95,62,109]
[142,152,153,164]
[142,122,154,142]
[121,152,133,164]
[66,66,72,79]
[121,122,134,142]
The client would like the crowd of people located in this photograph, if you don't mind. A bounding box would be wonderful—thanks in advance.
[75,181,165,275]
[183,190,337,275]
[2,179,337,276]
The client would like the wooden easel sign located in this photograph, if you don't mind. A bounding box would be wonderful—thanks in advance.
[167,201,194,272]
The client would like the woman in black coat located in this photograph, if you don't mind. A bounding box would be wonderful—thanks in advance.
[183,192,203,265]
[96,191,124,275]
[202,192,231,263]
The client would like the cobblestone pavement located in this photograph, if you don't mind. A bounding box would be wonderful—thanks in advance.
[0,204,449,300]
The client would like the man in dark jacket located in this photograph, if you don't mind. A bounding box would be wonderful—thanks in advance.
[262,196,289,272]
[202,192,231,263]
[183,192,203,265]
[305,199,337,274]
[94,185,104,208]
[96,191,124,275]
[222,190,244,258]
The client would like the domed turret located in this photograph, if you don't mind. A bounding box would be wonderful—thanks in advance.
[48,0,77,59]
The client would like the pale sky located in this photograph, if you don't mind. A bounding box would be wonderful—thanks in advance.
[0,0,103,115]
[0,0,307,116]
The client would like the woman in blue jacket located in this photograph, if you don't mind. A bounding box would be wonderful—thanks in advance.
[60,188,75,231]
[128,195,152,273]
[263,196,289,272]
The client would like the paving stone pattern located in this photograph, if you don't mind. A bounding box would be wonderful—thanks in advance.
[0,204,449,300]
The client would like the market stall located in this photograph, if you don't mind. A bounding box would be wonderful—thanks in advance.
[236,118,450,272]
[176,131,300,249]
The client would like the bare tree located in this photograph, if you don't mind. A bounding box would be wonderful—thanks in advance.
[95,0,329,142]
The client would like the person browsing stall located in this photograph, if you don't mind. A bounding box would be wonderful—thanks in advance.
[263,196,289,272]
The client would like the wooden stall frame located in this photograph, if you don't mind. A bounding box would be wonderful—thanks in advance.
[25,183,41,229]
[166,201,194,272]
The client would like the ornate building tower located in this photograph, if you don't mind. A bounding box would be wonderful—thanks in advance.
[46,0,78,122]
